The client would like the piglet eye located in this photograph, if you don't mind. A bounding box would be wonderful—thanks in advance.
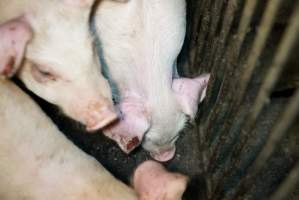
[30,63,57,83]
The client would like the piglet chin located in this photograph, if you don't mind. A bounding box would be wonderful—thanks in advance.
[150,147,176,162]
[86,107,118,131]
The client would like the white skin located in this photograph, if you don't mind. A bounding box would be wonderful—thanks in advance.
[0,0,119,131]
[95,0,209,161]
[0,79,187,200]
[0,79,137,200]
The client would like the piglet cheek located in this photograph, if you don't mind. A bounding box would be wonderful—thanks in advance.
[103,100,150,153]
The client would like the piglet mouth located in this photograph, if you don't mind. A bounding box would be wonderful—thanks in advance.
[150,147,176,162]
[86,107,118,131]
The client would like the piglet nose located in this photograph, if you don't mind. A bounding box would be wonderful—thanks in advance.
[85,103,118,131]
[150,146,176,162]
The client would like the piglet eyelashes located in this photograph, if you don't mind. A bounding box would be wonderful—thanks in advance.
[30,63,58,83]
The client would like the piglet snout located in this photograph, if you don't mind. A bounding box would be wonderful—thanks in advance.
[150,147,176,162]
[133,160,188,200]
[85,102,118,131]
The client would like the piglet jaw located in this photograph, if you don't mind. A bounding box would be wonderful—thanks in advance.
[172,74,210,119]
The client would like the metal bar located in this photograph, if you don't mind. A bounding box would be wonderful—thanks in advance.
[185,0,205,74]
[201,0,225,73]
[270,162,299,200]
[221,2,299,198]
[207,0,259,169]
[233,88,299,199]
[200,0,239,198]
[192,0,213,72]
[210,0,284,171]
[238,0,283,102]
[203,0,238,146]
[253,90,299,174]
[232,0,299,172]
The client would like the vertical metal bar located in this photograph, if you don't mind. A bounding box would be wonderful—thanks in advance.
[200,0,225,73]
[270,162,299,200]
[191,0,213,73]
[207,0,259,169]
[231,0,299,170]
[184,0,205,75]
[250,2,299,121]
[232,88,299,200]
[200,0,238,198]
[221,2,299,198]
[209,0,284,170]
[203,0,238,145]
[238,0,283,101]
[254,90,299,173]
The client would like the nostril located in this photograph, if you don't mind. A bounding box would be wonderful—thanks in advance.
[150,147,176,162]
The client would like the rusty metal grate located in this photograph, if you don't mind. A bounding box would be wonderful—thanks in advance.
[180,0,299,199]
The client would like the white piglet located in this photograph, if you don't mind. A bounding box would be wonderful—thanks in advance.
[95,0,210,161]
[0,79,188,200]
[0,0,119,131]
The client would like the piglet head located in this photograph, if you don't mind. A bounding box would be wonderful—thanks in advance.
[172,74,210,119]
[142,74,210,162]
[10,0,118,130]
[103,94,151,153]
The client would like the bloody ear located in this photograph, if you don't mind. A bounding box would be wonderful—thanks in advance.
[0,17,33,78]
[172,74,210,119]
[103,98,150,153]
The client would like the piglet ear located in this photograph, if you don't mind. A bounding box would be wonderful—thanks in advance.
[103,96,150,153]
[172,74,210,119]
[0,17,33,78]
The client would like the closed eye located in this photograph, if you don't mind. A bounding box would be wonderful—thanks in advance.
[29,62,58,83]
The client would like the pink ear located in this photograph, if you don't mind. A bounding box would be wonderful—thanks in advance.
[103,97,150,153]
[0,17,32,78]
[172,74,210,119]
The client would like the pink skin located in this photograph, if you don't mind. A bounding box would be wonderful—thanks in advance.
[103,95,150,153]
[102,74,210,161]
[172,74,210,119]
[150,147,176,162]
[0,17,32,77]
[133,160,188,200]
